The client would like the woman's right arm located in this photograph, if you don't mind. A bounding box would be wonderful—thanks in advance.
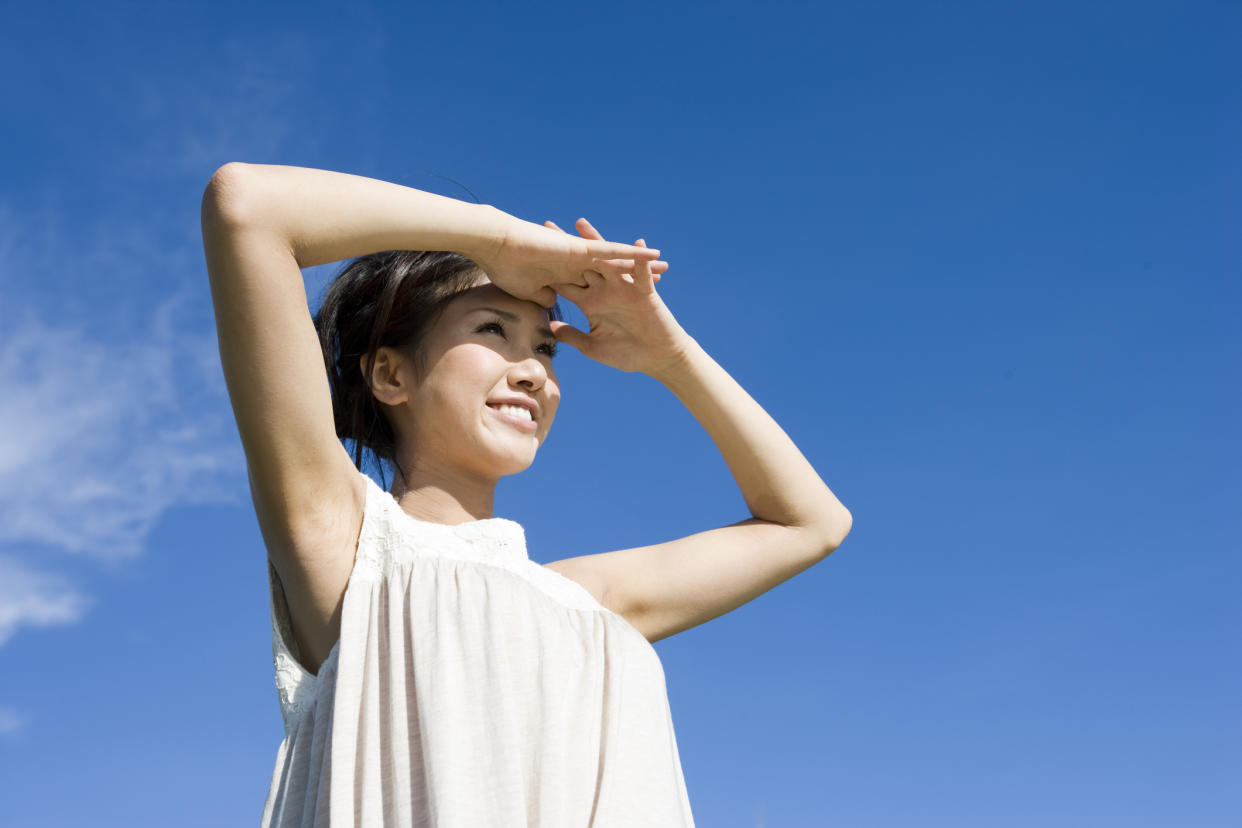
[203,162,509,271]
[199,163,514,618]
[200,162,512,507]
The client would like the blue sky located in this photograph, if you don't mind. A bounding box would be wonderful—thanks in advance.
[1,1,1238,825]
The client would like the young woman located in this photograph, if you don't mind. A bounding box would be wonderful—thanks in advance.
[200,162,852,826]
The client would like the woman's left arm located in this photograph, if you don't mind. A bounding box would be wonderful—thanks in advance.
[646,334,853,547]
[543,219,851,643]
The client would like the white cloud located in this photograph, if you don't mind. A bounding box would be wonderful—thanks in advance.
[0,34,359,649]
[0,166,247,653]
[0,556,91,647]
[0,303,245,563]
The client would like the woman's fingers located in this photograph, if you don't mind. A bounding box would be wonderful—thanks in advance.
[589,258,636,279]
[587,258,664,284]
[546,217,664,291]
[552,281,590,301]
[632,239,655,291]
[548,218,661,285]
[575,217,604,241]
[590,229,666,288]
[592,254,669,272]
[587,242,661,263]
[550,218,654,258]
[576,217,660,261]
[533,284,559,308]
[548,319,590,353]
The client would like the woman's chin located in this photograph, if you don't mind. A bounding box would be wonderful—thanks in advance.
[478,441,539,477]
[495,449,538,476]
[473,424,544,476]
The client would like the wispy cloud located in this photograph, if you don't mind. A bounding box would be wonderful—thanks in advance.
[0,33,322,579]
[0,299,244,563]
[0,18,395,660]
[0,191,246,658]
[0,556,91,647]
[0,20,380,745]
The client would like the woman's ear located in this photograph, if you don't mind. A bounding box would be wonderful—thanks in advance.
[362,346,411,407]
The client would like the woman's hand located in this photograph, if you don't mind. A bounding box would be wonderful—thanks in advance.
[543,218,693,376]
[470,209,668,308]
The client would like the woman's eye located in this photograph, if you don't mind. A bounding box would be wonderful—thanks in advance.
[480,322,556,357]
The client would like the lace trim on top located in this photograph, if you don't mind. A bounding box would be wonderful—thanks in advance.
[267,560,325,737]
[267,471,611,737]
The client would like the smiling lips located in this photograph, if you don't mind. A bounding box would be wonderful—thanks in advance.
[487,396,541,420]
[487,403,538,433]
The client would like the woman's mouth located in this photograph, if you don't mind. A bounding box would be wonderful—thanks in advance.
[486,403,537,433]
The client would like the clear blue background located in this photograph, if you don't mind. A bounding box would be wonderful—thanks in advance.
[1,1,1238,825]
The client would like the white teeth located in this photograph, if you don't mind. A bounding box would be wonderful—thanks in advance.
[495,404,533,421]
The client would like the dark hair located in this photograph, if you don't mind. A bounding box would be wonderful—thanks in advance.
[314,250,563,492]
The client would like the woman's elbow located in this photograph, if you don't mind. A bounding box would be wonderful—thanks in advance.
[201,162,254,230]
[813,506,852,555]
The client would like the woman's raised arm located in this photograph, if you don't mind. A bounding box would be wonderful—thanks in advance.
[203,162,506,272]
[202,163,535,672]
[200,163,523,544]
[542,219,853,644]
[203,162,662,306]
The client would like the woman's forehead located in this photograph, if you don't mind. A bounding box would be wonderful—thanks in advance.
[454,281,551,319]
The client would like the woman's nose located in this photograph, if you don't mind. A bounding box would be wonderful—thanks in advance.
[509,356,547,389]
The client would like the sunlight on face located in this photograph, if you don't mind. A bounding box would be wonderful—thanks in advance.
[402,276,561,481]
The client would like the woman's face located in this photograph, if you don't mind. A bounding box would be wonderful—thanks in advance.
[395,276,561,481]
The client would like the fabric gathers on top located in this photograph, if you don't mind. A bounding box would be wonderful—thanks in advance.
[260,469,696,827]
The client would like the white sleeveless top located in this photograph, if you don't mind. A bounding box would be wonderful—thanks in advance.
[260,469,696,826]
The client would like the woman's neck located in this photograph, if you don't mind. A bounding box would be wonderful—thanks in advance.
[389,464,498,526]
